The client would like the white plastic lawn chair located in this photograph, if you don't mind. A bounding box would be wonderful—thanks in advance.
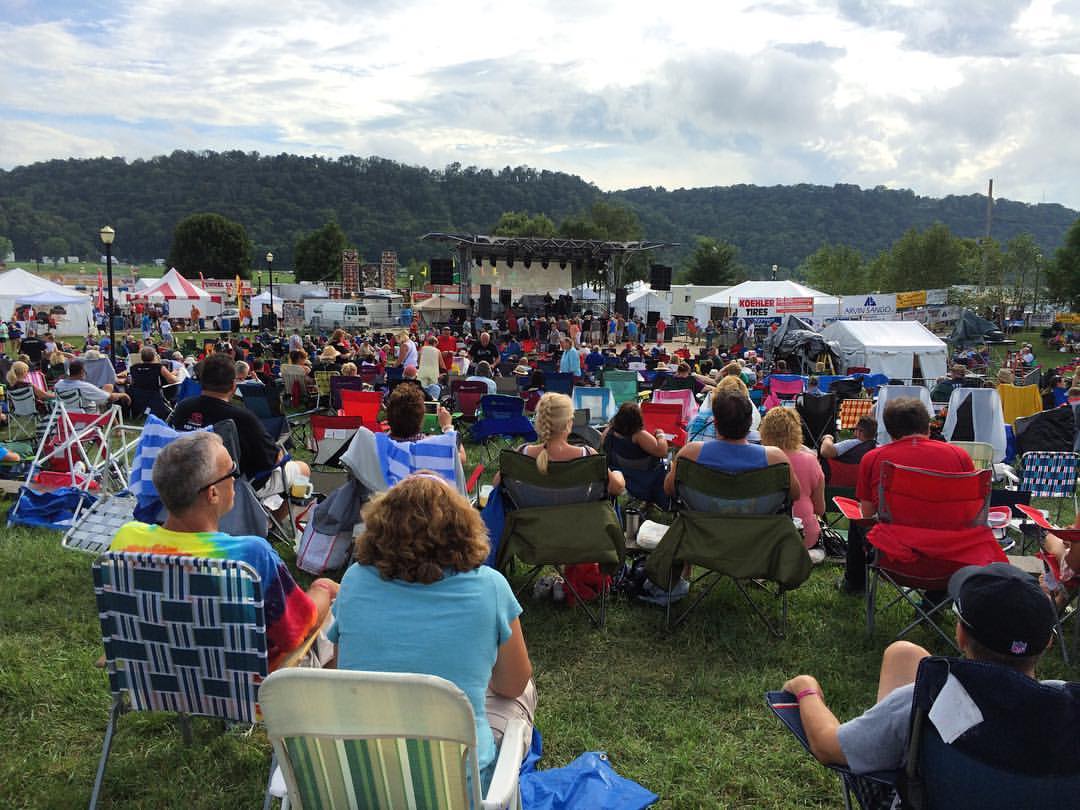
[260,668,526,810]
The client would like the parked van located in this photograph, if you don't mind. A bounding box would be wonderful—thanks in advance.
[307,301,370,331]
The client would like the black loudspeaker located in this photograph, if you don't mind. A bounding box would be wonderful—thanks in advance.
[649,264,672,291]
[479,284,492,319]
[646,310,659,326]
[615,287,628,317]
[499,288,512,307]
[430,258,454,286]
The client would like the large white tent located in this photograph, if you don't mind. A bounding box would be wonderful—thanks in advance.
[627,283,672,322]
[821,320,948,381]
[251,290,284,316]
[694,280,834,325]
[0,267,94,335]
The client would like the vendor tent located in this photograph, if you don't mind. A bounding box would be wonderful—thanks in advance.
[0,268,94,335]
[129,268,221,316]
[627,284,671,322]
[414,295,467,323]
[821,320,948,382]
[694,280,834,325]
[251,291,284,316]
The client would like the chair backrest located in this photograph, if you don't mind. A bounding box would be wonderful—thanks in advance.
[309,414,366,465]
[129,363,164,391]
[450,380,489,420]
[951,441,995,471]
[93,551,267,723]
[544,372,575,396]
[877,462,991,529]
[641,402,684,436]
[237,380,275,419]
[339,389,383,426]
[314,369,338,396]
[838,397,874,429]
[603,432,660,472]
[260,669,483,810]
[572,387,617,424]
[494,375,519,396]
[675,458,790,515]
[767,375,806,397]
[8,385,38,416]
[652,388,697,423]
[1019,451,1080,498]
[329,375,366,410]
[56,385,88,413]
[796,392,838,444]
[498,449,609,508]
[603,370,639,407]
[905,657,1080,810]
[83,356,117,389]
[479,393,527,421]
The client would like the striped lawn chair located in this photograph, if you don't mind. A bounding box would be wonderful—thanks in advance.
[838,398,874,430]
[1019,451,1080,521]
[261,669,526,810]
[90,552,270,809]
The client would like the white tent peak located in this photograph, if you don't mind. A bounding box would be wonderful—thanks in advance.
[697,279,828,304]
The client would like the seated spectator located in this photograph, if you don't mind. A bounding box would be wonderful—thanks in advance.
[330,475,535,789]
[132,346,180,386]
[339,361,358,377]
[385,383,465,465]
[1041,514,1080,607]
[494,392,624,496]
[760,406,825,561]
[312,346,340,373]
[783,563,1058,774]
[664,387,798,499]
[467,360,498,395]
[585,345,606,376]
[110,432,337,670]
[837,398,973,596]
[600,401,669,507]
[819,416,878,462]
[930,364,969,403]
[55,360,130,411]
[805,376,821,395]
[6,359,54,404]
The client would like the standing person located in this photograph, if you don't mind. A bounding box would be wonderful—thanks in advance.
[759,407,826,562]
[687,316,698,345]
[0,318,8,355]
[417,335,444,399]
[159,316,173,347]
[189,304,201,332]
[704,320,716,349]
[396,331,418,368]
[558,336,581,378]
[655,315,667,347]
[330,475,537,790]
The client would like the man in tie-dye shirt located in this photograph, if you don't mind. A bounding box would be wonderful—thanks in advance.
[111,431,337,670]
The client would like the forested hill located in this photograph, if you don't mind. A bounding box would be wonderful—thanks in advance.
[0,150,1075,274]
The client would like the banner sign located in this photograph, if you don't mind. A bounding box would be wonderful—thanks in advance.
[1057,312,1080,325]
[840,294,896,320]
[736,296,814,320]
[896,290,927,308]
[925,288,948,306]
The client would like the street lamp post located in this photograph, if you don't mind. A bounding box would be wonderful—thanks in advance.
[99,226,116,363]
[265,251,275,330]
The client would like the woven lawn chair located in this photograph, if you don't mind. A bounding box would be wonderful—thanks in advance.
[1018,450,1079,522]
[1015,504,1080,664]
[839,398,875,430]
[644,460,810,636]
[865,463,1005,650]
[496,449,623,628]
[571,386,617,426]
[261,669,526,810]
[89,551,325,810]
[602,369,639,408]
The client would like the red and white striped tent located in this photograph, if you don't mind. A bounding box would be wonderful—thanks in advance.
[128,268,221,303]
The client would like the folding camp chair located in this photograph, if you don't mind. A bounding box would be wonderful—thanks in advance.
[494,375,519,396]
[280,363,314,408]
[864,463,1005,650]
[571,386,617,426]
[543,372,575,396]
[55,385,94,414]
[7,385,40,442]
[450,379,489,423]
[126,362,173,420]
[338,389,387,431]
[237,381,290,446]
[602,431,669,510]
[797,392,838,450]
[950,441,995,471]
[763,374,805,410]
[328,375,366,411]
[496,449,624,628]
[1015,503,1080,663]
[313,370,338,410]
[839,398,874,430]
[644,460,811,636]
[307,414,366,468]
[603,369,639,408]
[1017,450,1079,522]
[260,669,526,810]
[942,388,1007,464]
[89,552,326,810]
[471,394,537,463]
[641,401,687,448]
[651,388,698,424]
[82,356,117,390]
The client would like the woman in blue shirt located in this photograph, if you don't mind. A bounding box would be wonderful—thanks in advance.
[330,475,536,788]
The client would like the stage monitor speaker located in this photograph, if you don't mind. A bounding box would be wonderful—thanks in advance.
[499,288,512,307]
[649,264,672,291]
[646,310,660,326]
[479,284,492,319]
[615,287,628,317]
[430,258,454,286]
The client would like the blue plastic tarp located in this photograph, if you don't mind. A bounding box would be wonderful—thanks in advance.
[520,752,658,810]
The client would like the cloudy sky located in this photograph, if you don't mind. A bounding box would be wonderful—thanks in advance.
[2,0,1079,207]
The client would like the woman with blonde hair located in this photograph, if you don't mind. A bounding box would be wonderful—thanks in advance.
[759,406,825,560]
[6,359,54,403]
[330,475,537,789]
[495,392,624,495]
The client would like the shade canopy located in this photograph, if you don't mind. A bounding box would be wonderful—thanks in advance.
[821,319,948,381]
[16,290,91,306]
[0,267,94,335]
[129,268,214,301]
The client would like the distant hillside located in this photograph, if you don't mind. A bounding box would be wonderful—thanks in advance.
[0,151,1075,275]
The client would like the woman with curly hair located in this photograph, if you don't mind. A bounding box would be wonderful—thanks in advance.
[759,406,825,560]
[329,475,536,788]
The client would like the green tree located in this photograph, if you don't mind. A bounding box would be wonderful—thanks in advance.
[883,223,965,291]
[168,213,252,279]
[1047,217,1080,310]
[491,211,557,237]
[0,235,14,261]
[680,237,740,285]
[1002,233,1043,312]
[294,221,349,282]
[559,200,646,286]
[42,236,69,259]
[800,243,865,294]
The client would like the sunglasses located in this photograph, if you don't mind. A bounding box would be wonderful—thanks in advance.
[199,463,240,492]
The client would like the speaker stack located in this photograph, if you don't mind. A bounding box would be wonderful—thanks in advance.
[649,264,672,291]
[479,284,492,319]
[615,287,628,317]
[499,288,512,307]
[429,258,454,286]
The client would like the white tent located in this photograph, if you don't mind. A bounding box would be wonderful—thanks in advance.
[627,284,672,321]
[694,280,834,325]
[821,320,948,381]
[251,291,284,316]
[0,267,94,335]
[129,268,222,317]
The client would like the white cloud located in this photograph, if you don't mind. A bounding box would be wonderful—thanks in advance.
[0,0,1078,209]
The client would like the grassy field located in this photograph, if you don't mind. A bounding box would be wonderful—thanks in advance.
[1,328,1076,808]
[3,261,297,285]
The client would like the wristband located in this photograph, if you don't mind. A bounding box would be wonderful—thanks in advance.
[796,688,822,702]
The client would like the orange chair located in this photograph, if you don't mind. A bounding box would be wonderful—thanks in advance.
[338,390,386,431]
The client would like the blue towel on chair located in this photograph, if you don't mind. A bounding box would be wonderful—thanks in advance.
[375,430,459,487]
[128,415,184,506]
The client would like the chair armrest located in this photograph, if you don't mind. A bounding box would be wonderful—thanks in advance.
[277,612,333,670]
[482,717,526,810]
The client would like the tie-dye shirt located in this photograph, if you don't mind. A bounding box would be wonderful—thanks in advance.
[110,522,317,670]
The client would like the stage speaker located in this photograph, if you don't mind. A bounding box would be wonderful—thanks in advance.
[649,264,672,291]
[430,258,454,286]
[646,310,659,326]
[499,288,512,307]
[479,284,492,319]
[615,287,628,317]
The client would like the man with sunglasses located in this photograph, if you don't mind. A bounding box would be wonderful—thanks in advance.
[110,432,337,670]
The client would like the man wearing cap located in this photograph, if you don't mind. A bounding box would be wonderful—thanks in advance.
[783,563,1060,774]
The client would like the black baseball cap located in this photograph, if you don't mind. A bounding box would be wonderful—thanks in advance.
[949,563,1056,657]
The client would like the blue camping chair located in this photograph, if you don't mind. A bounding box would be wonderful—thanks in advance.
[471,394,537,463]
[544,372,575,396]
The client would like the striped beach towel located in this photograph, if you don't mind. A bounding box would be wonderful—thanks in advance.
[374,430,459,488]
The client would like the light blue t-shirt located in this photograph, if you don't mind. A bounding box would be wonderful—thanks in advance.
[329,563,521,772]
[560,349,581,375]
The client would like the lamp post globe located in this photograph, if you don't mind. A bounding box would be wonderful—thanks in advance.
[99,226,117,363]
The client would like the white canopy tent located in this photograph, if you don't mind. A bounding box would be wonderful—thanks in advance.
[821,320,948,381]
[250,290,284,316]
[627,284,672,322]
[694,280,834,325]
[0,268,94,335]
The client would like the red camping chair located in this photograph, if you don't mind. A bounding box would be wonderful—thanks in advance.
[450,380,489,423]
[338,390,387,432]
[865,462,1005,650]
[641,402,687,448]
[763,375,805,411]
[307,414,366,467]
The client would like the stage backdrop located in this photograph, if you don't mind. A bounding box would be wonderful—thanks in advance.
[470,259,572,297]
